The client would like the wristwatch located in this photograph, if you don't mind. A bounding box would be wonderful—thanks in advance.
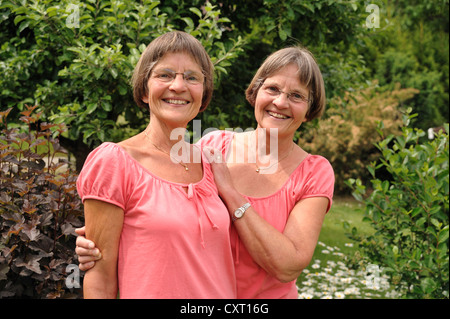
[232,202,251,222]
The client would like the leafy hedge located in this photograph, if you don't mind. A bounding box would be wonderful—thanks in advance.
[0,106,83,298]
[346,111,449,299]
[298,82,418,194]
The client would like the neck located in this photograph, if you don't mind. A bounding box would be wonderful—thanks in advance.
[254,126,294,157]
[145,118,188,150]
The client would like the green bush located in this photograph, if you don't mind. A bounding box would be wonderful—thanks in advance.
[0,106,83,298]
[298,82,417,194]
[346,111,449,299]
[0,0,245,169]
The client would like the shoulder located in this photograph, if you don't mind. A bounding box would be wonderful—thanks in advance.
[304,155,334,175]
[77,143,132,209]
[302,154,334,186]
[292,154,335,194]
[289,154,335,212]
[79,142,132,180]
[86,142,125,160]
[197,129,235,149]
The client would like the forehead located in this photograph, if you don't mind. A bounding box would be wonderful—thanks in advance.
[264,64,307,91]
[154,52,202,71]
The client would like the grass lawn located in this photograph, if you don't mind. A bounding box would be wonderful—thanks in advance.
[296,196,400,299]
[318,196,371,258]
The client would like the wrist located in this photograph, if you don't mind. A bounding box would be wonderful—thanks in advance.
[232,202,251,222]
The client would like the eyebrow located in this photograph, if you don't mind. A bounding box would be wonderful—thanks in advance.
[155,67,203,75]
[264,81,308,95]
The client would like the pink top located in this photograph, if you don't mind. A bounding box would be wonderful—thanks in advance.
[199,130,335,299]
[76,142,236,299]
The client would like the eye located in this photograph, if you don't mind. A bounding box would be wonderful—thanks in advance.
[186,75,199,83]
[184,71,204,84]
[264,86,280,95]
[290,91,309,103]
[153,69,175,82]
[291,93,304,100]
[157,72,173,80]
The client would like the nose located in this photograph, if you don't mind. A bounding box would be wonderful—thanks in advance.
[272,92,289,109]
[169,73,187,92]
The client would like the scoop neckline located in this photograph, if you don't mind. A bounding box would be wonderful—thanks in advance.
[223,131,311,200]
[104,142,209,188]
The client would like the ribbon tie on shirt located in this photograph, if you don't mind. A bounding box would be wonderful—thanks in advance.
[185,183,218,248]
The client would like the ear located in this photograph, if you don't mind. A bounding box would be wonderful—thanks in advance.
[142,95,149,104]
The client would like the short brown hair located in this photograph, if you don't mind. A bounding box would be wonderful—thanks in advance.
[132,31,214,112]
[245,46,326,122]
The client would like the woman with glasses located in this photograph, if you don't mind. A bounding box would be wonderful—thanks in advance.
[76,31,236,298]
[201,47,334,298]
[77,46,334,299]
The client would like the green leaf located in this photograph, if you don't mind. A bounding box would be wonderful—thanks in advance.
[13,15,26,25]
[189,7,202,18]
[438,226,449,243]
[420,277,437,294]
[85,103,97,114]
[278,28,287,41]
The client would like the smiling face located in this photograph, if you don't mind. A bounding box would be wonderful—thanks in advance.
[254,63,310,138]
[142,52,204,127]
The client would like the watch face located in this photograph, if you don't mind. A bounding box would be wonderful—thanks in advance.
[235,208,244,218]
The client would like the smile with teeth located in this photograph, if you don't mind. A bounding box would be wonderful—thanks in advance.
[164,98,189,105]
[267,111,289,119]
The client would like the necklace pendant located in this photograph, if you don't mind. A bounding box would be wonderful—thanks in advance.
[255,167,260,173]
[185,166,189,171]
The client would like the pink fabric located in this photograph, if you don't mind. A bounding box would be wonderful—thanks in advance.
[199,130,335,299]
[76,142,236,299]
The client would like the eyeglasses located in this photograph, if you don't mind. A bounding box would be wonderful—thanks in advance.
[151,68,205,86]
[261,84,310,104]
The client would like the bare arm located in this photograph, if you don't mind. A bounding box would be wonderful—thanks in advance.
[205,148,328,282]
[83,199,124,298]
[221,189,327,282]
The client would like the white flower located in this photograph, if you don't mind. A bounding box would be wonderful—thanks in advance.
[340,277,353,284]
[335,292,346,299]
[299,292,314,299]
[344,287,360,296]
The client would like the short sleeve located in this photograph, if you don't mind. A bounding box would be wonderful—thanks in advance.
[76,143,131,210]
[294,155,335,212]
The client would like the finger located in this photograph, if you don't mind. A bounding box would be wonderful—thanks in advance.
[75,246,101,258]
[79,261,95,272]
[77,254,100,264]
[202,147,222,163]
[74,226,86,236]
[76,236,96,249]
[202,147,214,163]
[214,152,222,163]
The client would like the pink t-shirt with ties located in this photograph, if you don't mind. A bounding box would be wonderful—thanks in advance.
[76,142,236,299]
[199,130,335,299]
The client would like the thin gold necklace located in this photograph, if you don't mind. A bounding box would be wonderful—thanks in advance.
[144,130,189,172]
[252,131,294,173]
